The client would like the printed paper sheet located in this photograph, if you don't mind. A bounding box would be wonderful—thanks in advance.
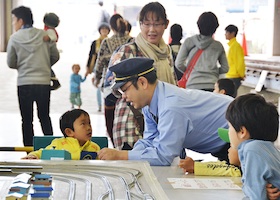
[168,178,241,190]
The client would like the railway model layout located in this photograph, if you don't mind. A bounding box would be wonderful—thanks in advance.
[0,160,168,200]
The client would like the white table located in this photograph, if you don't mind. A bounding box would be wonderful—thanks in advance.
[0,160,245,200]
[152,165,245,200]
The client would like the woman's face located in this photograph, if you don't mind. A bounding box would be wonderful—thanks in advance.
[140,12,168,45]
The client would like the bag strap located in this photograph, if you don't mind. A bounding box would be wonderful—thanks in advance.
[182,49,203,82]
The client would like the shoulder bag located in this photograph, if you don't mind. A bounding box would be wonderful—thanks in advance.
[177,49,203,88]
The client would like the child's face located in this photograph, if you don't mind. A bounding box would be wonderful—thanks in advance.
[73,65,80,74]
[228,122,245,150]
[213,82,225,95]
[100,27,109,37]
[228,146,240,166]
[71,114,92,146]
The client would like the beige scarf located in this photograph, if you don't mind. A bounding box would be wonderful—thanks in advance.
[135,33,176,85]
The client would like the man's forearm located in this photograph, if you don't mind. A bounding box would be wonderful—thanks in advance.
[117,150,128,160]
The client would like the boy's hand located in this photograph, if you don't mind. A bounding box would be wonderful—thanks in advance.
[267,184,280,200]
[178,157,194,173]
[21,154,38,159]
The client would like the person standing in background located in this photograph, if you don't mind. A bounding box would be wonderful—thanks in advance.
[169,23,183,80]
[94,14,132,147]
[175,12,228,91]
[7,6,60,146]
[70,64,87,109]
[225,24,246,97]
[86,23,110,112]
[108,2,176,150]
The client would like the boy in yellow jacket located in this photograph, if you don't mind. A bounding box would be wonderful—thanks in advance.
[22,109,100,160]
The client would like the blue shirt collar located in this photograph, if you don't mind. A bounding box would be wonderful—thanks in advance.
[149,81,160,117]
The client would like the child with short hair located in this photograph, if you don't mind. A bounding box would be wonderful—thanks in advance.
[226,94,280,199]
[70,64,87,109]
[43,12,61,90]
[22,109,100,160]
[213,78,236,98]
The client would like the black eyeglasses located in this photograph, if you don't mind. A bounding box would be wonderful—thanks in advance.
[112,82,134,98]
[140,21,165,29]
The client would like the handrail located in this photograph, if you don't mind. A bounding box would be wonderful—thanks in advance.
[0,146,33,153]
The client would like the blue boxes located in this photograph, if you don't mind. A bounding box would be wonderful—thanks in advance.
[41,149,71,160]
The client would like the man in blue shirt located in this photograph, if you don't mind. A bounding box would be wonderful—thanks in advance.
[98,57,233,166]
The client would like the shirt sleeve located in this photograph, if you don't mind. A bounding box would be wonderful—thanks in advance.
[6,39,18,69]
[95,39,110,81]
[218,44,229,74]
[28,139,60,159]
[175,38,191,73]
[195,161,241,177]
[241,150,269,200]
[232,45,245,77]
[49,42,60,66]
[129,106,191,166]
[46,29,58,42]
[87,41,97,68]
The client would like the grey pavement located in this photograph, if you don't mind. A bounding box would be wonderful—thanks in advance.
[0,50,109,152]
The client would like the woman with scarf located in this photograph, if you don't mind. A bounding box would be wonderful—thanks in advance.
[109,2,176,150]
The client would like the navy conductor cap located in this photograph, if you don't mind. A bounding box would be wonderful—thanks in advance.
[110,57,154,89]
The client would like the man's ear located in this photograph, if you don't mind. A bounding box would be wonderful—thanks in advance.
[239,126,251,140]
[64,128,74,137]
[138,77,148,89]
[18,18,24,26]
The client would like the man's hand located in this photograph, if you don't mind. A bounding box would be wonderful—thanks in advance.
[178,157,195,173]
[267,184,280,200]
[98,148,128,160]
[21,154,38,159]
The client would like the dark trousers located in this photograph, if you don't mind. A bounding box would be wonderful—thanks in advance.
[18,85,53,146]
[211,143,230,163]
[104,94,118,147]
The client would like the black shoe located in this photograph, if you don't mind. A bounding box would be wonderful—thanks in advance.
[50,78,61,90]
